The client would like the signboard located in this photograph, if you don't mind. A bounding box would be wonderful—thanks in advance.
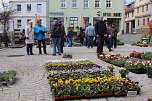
[50,12,64,16]
[127,91,137,97]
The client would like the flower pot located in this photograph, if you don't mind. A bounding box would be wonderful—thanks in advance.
[121,74,126,78]
[147,73,152,78]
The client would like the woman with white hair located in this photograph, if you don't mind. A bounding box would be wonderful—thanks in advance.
[25,20,34,55]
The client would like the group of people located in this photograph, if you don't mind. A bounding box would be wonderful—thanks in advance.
[25,16,118,56]
[25,19,67,56]
[78,16,118,55]
[25,19,48,55]
[95,16,118,54]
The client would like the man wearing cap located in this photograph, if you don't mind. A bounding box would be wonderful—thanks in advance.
[34,19,47,54]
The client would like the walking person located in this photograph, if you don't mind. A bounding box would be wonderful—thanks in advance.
[78,27,85,45]
[85,23,95,48]
[51,19,61,56]
[67,27,73,47]
[58,21,66,53]
[95,16,107,54]
[25,20,34,55]
[111,24,118,48]
[34,19,47,54]
[107,25,113,51]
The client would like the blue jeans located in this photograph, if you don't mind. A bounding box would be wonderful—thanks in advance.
[87,36,94,48]
[52,38,61,54]
[67,37,73,47]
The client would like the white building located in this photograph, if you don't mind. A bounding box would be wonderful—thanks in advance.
[9,0,49,33]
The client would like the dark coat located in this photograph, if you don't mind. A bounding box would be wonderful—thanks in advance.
[51,24,61,38]
[95,20,107,37]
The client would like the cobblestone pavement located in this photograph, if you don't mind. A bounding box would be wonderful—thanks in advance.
[0,44,152,101]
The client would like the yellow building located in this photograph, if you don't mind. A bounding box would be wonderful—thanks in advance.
[125,2,135,34]
[134,0,150,34]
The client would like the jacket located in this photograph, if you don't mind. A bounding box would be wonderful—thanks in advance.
[34,25,47,40]
[85,26,95,37]
[111,27,118,37]
[25,25,34,44]
[51,24,61,38]
[95,20,107,37]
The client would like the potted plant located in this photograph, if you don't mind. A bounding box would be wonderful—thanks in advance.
[147,68,152,78]
[107,65,114,73]
[119,69,129,78]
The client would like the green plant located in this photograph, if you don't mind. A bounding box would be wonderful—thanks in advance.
[119,69,129,78]
[107,65,114,73]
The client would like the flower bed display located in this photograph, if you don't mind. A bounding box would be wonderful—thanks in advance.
[99,53,152,74]
[130,51,152,60]
[0,70,17,86]
[45,59,141,100]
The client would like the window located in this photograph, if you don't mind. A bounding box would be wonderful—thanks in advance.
[143,19,145,25]
[17,20,21,28]
[146,4,148,11]
[142,6,144,12]
[95,0,100,8]
[137,7,139,13]
[17,4,21,11]
[37,4,42,12]
[147,18,149,23]
[61,0,66,8]
[27,4,31,11]
[132,12,134,17]
[106,0,112,8]
[72,0,77,8]
[84,0,89,8]
[138,20,140,26]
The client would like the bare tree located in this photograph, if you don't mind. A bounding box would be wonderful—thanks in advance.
[0,0,15,47]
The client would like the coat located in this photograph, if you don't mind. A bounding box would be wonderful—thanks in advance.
[95,20,107,37]
[34,25,47,40]
[51,24,61,38]
[25,25,34,44]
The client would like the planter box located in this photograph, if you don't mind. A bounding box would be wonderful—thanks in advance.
[85,93,113,98]
[54,95,83,100]
[114,92,127,96]
[128,69,147,74]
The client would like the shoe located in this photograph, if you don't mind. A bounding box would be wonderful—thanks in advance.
[109,49,113,52]
[27,53,30,55]
[44,52,47,55]
[58,54,61,55]
[52,54,56,56]
[30,53,34,55]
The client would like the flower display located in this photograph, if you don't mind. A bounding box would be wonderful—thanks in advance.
[45,59,141,100]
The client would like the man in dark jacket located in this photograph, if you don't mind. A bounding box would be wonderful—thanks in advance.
[58,21,65,53]
[51,20,61,56]
[95,16,107,54]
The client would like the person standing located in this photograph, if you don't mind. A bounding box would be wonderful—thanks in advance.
[34,19,47,54]
[25,21,34,55]
[107,25,113,51]
[111,24,118,48]
[95,16,107,54]
[78,27,85,45]
[67,27,73,47]
[51,20,61,56]
[85,23,95,48]
[58,21,65,53]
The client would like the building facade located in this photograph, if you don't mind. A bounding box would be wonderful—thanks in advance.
[134,0,151,34]
[125,2,135,34]
[9,0,49,32]
[49,0,125,33]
